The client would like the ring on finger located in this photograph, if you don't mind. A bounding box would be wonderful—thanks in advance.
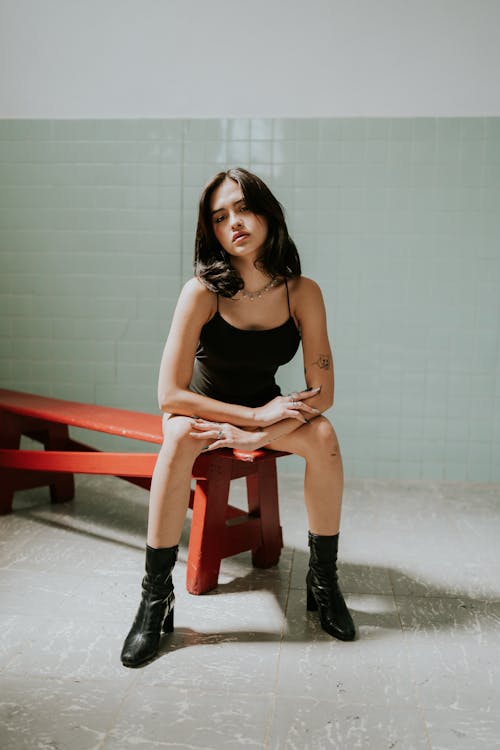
[217,429,223,440]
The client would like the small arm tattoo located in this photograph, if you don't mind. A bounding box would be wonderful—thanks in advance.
[312,354,330,370]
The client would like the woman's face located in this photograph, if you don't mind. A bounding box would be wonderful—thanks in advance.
[210,178,268,263]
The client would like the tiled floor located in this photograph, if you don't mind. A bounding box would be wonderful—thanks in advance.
[1,472,499,749]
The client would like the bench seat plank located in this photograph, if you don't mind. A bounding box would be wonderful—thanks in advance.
[0,388,162,443]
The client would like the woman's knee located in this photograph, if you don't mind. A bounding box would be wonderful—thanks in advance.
[161,414,199,453]
[306,417,340,458]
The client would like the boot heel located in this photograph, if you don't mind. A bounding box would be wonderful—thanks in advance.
[306,586,318,612]
[162,607,174,633]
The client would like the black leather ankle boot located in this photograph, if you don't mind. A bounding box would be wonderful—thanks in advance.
[120,544,178,668]
[306,532,356,641]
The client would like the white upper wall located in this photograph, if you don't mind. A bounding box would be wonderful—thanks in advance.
[1,0,499,118]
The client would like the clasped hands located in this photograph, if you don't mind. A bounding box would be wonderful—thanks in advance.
[189,387,321,451]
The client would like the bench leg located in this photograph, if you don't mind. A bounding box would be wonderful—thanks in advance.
[45,424,75,504]
[0,476,15,515]
[0,413,75,511]
[187,458,232,595]
[247,459,283,569]
[0,410,21,514]
[0,469,67,514]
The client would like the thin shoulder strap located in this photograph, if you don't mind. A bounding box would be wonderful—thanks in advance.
[216,293,219,311]
[284,278,291,316]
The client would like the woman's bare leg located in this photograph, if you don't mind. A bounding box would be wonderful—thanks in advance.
[147,414,207,548]
[266,416,355,641]
[263,416,343,535]
[121,414,206,667]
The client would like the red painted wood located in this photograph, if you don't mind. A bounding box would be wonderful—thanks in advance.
[0,471,61,515]
[187,458,233,594]
[0,449,158,476]
[220,518,262,559]
[186,451,283,594]
[44,422,75,505]
[0,389,286,591]
[248,461,283,568]
[0,389,163,443]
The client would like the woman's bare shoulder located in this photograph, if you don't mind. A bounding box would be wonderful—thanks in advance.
[289,275,323,300]
[172,277,217,327]
[182,275,213,297]
[180,276,216,306]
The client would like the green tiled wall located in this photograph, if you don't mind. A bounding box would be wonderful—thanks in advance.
[0,118,499,480]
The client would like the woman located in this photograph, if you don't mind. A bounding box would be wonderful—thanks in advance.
[121,168,356,668]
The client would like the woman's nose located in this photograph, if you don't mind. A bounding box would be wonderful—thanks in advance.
[231,213,242,228]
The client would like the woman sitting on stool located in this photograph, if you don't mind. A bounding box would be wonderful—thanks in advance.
[121,167,356,668]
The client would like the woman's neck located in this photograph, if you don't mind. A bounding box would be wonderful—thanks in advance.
[231,258,271,289]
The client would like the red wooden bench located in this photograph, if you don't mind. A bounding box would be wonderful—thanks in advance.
[0,389,287,594]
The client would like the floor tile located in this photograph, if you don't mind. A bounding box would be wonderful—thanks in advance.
[276,590,417,707]
[268,695,430,749]
[3,617,138,682]
[0,615,43,670]
[397,597,500,713]
[390,562,500,600]
[424,708,500,749]
[0,675,131,750]
[134,586,286,691]
[1,521,145,576]
[216,546,293,593]
[102,683,272,749]
[0,569,78,616]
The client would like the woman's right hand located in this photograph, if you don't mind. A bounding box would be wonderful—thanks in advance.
[253,387,321,427]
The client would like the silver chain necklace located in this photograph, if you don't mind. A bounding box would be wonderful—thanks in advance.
[239,276,279,301]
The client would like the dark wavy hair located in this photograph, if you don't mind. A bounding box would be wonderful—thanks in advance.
[194,167,301,298]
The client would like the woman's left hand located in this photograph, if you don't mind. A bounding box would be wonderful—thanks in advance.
[189,419,262,451]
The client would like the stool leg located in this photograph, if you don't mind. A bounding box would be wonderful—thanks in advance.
[248,459,283,568]
[187,457,232,595]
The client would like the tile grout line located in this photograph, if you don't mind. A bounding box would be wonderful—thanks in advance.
[262,546,295,750]
[391,564,437,750]
[94,670,144,750]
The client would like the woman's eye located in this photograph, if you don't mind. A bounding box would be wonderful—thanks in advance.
[240,205,248,212]
[214,215,225,224]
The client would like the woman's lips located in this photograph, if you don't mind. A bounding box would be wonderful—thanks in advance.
[232,232,249,243]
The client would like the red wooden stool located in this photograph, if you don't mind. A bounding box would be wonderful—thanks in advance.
[0,389,287,594]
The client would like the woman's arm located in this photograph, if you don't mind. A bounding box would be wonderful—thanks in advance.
[157,278,258,426]
[295,276,334,412]
[254,282,334,445]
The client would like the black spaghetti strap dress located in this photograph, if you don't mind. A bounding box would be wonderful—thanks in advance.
[190,280,301,408]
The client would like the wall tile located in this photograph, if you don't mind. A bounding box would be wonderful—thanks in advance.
[0,117,499,480]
